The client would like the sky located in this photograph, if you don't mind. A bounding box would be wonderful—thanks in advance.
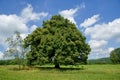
[0,0,120,59]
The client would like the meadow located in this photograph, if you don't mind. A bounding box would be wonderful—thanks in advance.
[0,64,120,80]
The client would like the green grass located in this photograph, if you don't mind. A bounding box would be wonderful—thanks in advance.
[0,64,120,80]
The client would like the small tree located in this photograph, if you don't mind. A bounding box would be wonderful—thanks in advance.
[24,15,91,68]
[4,31,28,69]
[110,48,120,64]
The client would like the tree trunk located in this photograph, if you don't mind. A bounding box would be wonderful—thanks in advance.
[54,64,60,69]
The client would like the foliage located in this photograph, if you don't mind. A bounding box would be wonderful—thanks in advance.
[4,31,28,69]
[24,15,91,68]
[0,59,20,65]
[110,48,120,64]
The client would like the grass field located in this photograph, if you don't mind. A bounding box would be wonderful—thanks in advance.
[0,64,120,80]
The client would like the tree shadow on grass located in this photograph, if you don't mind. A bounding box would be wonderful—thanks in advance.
[35,66,85,71]
[8,66,85,71]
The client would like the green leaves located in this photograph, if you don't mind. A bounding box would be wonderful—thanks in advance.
[24,15,91,67]
[110,48,120,64]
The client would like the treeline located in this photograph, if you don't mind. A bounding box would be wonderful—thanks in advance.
[0,57,118,65]
[0,59,18,65]
[88,58,111,64]
[0,58,111,65]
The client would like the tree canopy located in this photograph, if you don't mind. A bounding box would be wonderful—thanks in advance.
[24,15,91,68]
[110,48,120,64]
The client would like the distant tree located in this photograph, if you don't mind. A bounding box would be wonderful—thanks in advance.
[4,31,28,69]
[24,15,91,68]
[110,48,120,64]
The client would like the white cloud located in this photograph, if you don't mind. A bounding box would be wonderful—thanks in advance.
[0,51,4,60]
[80,14,100,28]
[30,25,38,32]
[0,14,29,49]
[88,40,108,59]
[89,40,107,49]
[21,4,48,22]
[85,18,120,40]
[0,14,28,35]
[59,3,85,26]
[20,33,28,39]
[59,7,78,25]
[21,25,38,39]
[108,47,114,53]
[85,17,120,59]
[0,4,48,55]
[89,48,109,59]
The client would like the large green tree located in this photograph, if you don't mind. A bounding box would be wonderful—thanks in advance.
[110,48,120,64]
[24,15,91,68]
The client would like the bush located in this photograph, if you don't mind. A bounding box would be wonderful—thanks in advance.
[110,48,120,64]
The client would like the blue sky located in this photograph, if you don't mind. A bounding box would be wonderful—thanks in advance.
[0,0,120,59]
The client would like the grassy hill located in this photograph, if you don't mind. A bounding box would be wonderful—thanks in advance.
[88,57,111,64]
[0,64,120,80]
